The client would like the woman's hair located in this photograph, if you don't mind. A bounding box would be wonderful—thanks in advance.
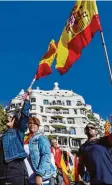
[28,117,40,127]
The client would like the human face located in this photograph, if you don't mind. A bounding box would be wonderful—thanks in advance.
[29,123,39,134]
[85,124,97,138]
[51,140,58,148]
[7,116,15,128]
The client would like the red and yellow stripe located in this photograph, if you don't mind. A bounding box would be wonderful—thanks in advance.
[56,0,102,74]
[35,39,57,79]
[104,121,111,136]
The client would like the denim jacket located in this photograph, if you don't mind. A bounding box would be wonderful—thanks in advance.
[3,100,30,162]
[29,132,56,181]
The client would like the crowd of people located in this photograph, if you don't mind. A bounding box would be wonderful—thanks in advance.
[0,89,112,185]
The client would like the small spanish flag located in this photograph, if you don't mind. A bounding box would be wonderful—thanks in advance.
[35,39,57,79]
[56,0,102,74]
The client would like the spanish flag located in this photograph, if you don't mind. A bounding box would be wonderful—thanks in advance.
[56,0,102,74]
[60,154,70,185]
[35,39,57,79]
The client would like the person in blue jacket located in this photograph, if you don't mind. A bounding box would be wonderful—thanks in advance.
[0,89,31,185]
[78,122,112,185]
[28,117,56,185]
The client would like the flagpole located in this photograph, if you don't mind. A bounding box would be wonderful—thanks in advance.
[29,77,36,88]
[5,77,36,109]
[23,77,36,100]
[100,31,112,84]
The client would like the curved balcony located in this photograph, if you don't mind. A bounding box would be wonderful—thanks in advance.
[50,130,76,136]
[47,101,67,109]
[49,120,66,128]
[45,110,69,116]
[51,115,64,119]
[52,111,63,114]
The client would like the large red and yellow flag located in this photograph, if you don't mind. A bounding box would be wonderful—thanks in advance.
[56,0,102,74]
[104,121,111,136]
[35,39,57,79]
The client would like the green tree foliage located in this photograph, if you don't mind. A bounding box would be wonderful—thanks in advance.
[0,105,8,134]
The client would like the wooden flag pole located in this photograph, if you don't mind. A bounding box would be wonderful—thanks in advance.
[100,31,112,84]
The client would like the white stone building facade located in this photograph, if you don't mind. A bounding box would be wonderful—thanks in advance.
[6,82,105,151]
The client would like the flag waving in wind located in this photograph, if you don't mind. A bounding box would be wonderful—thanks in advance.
[35,39,57,79]
[104,121,111,136]
[56,0,102,74]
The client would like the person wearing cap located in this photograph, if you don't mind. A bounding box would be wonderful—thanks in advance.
[0,89,31,185]
[27,117,56,185]
[78,122,112,185]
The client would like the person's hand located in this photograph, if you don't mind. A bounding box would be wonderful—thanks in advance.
[7,116,15,128]
[25,88,32,100]
[27,88,32,95]
[35,175,42,185]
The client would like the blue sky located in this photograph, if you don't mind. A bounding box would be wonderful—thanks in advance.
[0,1,112,120]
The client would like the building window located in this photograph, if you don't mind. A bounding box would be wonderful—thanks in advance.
[76,101,83,106]
[70,127,76,135]
[71,139,76,146]
[74,109,77,114]
[16,103,21,108]
[40,106,43,113]
[66,100,71,106]
[58,137,67,145]
[57,100,61,105]
[43,99,49,105]
[76,140,81,147]
[11,104,15,109]
[6,107,10,112]
[80,109,84,114]
[44,125,49,132]
[67,118,74,124]
[31,104,36,110]
[45,107,51,113]
[63,109,69,114]
[31,97,36,103]
[42,116,47,122]
[52,101,56,105]
[71,139,81,147]
[30,113,36,117]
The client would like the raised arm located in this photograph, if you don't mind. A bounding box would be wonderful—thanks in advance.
[18,89,31,132]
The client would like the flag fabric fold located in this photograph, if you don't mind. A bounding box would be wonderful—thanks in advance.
[35,39,57,79]
[56,0,102,74]
[60,154,71,185]
[104,121,111,136]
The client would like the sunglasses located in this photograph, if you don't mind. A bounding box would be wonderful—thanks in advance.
[86,126,95,130]
[7,115,15,122]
